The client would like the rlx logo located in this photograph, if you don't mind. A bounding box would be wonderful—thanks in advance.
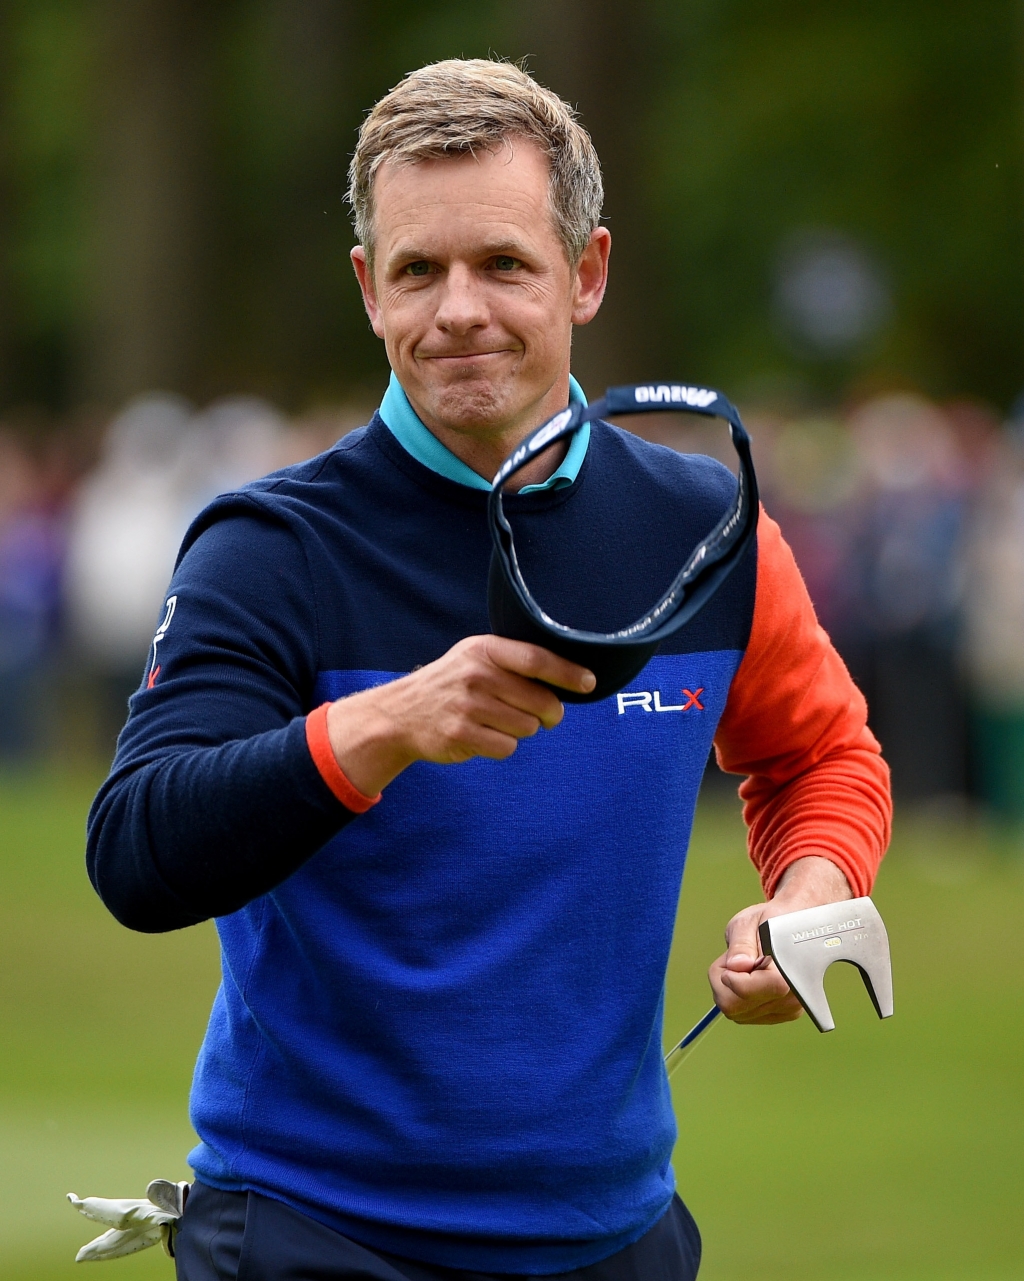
[616,688,704,715]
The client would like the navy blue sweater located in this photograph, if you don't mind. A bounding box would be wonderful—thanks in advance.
[88,415,756,1273]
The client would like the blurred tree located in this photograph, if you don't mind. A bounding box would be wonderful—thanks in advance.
[649,0,1024,405]
[509,0,668,392]
[206,0,358,404]
[85,0,215,406]
[0,0,92,411]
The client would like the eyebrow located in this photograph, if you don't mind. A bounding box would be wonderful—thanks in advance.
[385,239,532,271]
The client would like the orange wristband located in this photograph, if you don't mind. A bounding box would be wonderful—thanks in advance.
[305,702,381,814]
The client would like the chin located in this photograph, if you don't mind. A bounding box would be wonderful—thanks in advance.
[430,380,511,431]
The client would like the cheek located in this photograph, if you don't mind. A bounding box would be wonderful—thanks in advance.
[514,298,571,363]
[496,282,566,335]
[379,288,432,339]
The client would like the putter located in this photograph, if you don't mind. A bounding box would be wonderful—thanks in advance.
[759,895,893,1032]
[664,895,893,1076]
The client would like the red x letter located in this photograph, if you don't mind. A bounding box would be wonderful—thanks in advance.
[681,687,704,711]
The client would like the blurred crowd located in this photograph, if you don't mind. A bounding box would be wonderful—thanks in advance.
[761,395,1008,811]
[2,388,1024,823]
[629,389,1024,823]
[0,395,358,763]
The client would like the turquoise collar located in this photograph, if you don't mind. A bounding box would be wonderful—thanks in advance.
[378,373,589,494]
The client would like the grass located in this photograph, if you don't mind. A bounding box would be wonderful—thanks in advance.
[0,769,1021,1279]
[0,769,217,1281]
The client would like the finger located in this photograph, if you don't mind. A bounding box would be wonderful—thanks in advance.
[471,695,545,741]
[711,976,801,1024]
[484,637,596,695]
[443,724,521,763]
[723,907,765,971]
[718,966,791,1003]
[728,985,803,1020]
[709,952,790,1015]
[729,999,804,1026]
[486,672,567,730]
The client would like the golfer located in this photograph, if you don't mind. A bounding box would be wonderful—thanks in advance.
[88,59,891,1281]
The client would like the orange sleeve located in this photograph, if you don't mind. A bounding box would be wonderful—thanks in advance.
[714,508,892,898]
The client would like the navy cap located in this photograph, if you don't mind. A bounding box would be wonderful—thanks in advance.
[487,383,760,702]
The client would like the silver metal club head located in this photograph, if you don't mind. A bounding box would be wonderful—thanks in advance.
[758,896,893,1033]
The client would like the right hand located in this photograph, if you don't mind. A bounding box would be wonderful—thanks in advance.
[708,857,853,1025]
[326,635,595,796]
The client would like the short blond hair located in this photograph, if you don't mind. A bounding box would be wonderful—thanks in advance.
[348,59,603,267]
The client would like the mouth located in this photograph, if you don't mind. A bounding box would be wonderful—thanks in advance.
[418,349,516,366]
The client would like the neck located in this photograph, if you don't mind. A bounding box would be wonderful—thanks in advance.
[424,422,570,491]
[407,376,573,491]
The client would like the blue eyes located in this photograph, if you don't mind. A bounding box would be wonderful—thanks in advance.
[402,257,522,277]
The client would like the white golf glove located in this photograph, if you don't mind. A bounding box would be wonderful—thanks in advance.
[67,1179,190,1262]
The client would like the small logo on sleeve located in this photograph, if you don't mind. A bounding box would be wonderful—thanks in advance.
[616,687,704,715]
[146,596,177,689]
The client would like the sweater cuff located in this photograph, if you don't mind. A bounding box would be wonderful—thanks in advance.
[305,703,381,814]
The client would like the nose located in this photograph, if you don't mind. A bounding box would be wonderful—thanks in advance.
[433,263,489,335]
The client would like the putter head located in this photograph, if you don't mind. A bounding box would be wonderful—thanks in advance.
[758,896,893,1033]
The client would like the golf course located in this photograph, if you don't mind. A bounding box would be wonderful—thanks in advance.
[1,767,1021,1280]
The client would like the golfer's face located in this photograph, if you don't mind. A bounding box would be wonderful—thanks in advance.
[355,141,588,440]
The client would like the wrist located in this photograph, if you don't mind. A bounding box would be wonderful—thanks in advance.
[306,703,382,812]
[774,855,853,907]
[325,686,414,797]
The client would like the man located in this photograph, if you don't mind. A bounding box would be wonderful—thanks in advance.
[88,59,891,1281]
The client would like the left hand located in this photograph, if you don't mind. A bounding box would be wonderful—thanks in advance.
[708,856,853,1025]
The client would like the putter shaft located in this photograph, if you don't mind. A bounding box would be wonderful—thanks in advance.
[664,956,772,1077]
[664,1005,721,1077]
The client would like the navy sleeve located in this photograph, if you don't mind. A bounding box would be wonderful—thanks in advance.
[86,498,358,933]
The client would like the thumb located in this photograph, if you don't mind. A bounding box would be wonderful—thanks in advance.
[723,906,765,972]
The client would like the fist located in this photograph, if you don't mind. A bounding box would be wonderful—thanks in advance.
[326,635,595,795]
[709,856,853,1026]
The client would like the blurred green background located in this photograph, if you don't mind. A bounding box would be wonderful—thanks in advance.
[3,3,1024,1279]
[2,773,1021,1280]
[1,0,1021,418]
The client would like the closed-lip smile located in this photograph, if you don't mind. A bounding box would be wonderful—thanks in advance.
[419,350,514,363]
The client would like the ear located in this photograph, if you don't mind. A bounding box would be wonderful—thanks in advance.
[351,246,386,339]
[571,228,611,326]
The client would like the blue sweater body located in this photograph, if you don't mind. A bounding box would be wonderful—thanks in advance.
[87,416,756,1274]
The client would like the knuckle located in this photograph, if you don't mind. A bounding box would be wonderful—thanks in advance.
[518,645,542,674]
[452,692,477,717]
[476,635,504,665]
[452,714,477,740]
[442,709,471,741]
[464,663,492,692]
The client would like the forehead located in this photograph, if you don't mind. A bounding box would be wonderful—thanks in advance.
[371,140,559,256]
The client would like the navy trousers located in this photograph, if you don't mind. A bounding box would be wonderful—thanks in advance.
[174,1181,701,1281]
